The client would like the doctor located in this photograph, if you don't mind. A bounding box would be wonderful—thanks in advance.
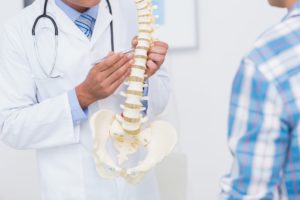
[0,0,170,199]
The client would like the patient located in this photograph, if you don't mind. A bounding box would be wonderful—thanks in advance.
[220,0,300,199]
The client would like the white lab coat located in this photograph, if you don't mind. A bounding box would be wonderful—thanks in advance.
[0,0,170,199]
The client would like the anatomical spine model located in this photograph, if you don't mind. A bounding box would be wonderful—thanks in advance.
[90,0,177,184]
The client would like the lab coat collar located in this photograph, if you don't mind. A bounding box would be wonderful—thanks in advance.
[90,0,113,46]
[45,0,112,44]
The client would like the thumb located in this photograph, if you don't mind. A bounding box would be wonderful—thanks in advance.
[131,36,138,48]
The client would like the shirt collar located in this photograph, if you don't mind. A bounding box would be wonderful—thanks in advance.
[55,0,99,22]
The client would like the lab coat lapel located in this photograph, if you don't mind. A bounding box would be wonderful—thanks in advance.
[38,0,112,44]
[47,0,89,42]
[90,0,113,47]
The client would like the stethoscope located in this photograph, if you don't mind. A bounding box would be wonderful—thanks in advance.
[32,0,114,78]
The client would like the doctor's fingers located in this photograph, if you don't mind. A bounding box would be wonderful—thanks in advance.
[152,41,169,49]
[103,60,132,86]
[96,53,124,71]
[102,54,133,78]
[149,45,168,55]
[148,53,165,66]
[145,60,159,77]
[108,69,131,94]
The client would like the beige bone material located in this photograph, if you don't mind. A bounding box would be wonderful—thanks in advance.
[90,0,177,183]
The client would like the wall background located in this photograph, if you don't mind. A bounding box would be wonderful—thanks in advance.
[0,2,40,200]
[0,0,284,200]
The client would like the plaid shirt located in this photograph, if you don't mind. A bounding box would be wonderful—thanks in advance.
[220,2,300,199]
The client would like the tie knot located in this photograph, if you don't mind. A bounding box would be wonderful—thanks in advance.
[75,13,95,38]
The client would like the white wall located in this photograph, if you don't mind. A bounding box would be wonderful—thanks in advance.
[0,0,285,200]
[0,2,40,200]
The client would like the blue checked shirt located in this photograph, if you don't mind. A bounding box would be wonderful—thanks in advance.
[220,1,300,199]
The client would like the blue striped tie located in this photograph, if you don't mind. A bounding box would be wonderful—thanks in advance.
[75,13,94,39]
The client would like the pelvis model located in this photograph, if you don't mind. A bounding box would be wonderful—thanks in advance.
[90,0,177,184]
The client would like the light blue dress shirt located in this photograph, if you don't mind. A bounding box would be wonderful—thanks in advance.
[56,0,98,125]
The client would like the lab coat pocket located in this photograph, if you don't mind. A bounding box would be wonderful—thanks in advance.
[33,77,71,101]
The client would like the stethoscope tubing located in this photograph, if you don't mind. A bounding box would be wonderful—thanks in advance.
[32,0,114,78]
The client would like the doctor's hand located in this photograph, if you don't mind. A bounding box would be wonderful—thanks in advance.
[132,37,169,78]
[75,52,133,109]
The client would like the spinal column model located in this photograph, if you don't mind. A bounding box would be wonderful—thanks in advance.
[90,0,177,184]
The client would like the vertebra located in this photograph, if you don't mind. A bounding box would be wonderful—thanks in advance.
[90,0,177,184]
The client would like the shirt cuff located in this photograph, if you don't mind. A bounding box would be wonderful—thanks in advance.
[142,79,149,114]
[67,89,88,125]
